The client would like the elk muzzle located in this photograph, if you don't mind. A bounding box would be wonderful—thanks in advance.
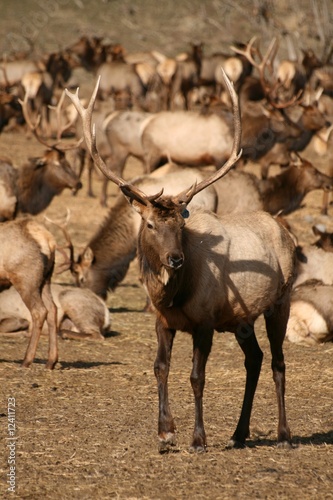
[167,251,184,269]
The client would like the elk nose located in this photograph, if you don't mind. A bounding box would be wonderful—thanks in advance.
[168,253,184,269]
[72,181,83,195]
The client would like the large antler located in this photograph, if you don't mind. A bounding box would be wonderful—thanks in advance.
[19,91,82,152]
[48,90,82,147]
[65,76,156,206]
[231,37,302,109]
[65,70,242,208]
[44,209,75,274]
[175,67,242,205]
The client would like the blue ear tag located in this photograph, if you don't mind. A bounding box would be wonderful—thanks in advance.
[181,208,189,219]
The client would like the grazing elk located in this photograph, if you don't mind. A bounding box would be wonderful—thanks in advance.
[0,218,58,368]
[66,72,296,451]
[0,283,110,341]
[58,163,217,300]
[286,279,333,345]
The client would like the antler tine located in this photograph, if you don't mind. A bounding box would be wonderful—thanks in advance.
[231,36,259,68]
[19,91,80,151]
[44,209,75,274]
[65,77,150,202]
[176,68,242,205]
[48,90,83,150]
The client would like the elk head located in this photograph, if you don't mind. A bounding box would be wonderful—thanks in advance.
[19,89,82,195]
[65,70,242,271]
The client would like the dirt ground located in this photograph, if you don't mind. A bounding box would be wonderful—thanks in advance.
[1,1,333,499]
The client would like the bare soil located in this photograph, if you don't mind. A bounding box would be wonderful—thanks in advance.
[1,1,333,499]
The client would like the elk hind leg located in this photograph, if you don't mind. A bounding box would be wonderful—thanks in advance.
[20,291,47,368]
[227,325,263,449]
[189,328,213,452]
[42,282,58,369]
[264,296,292,448]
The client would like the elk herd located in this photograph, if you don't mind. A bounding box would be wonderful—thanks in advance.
[1,33,333,451]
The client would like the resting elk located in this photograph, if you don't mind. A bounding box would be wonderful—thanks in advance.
[286,279,333,346]
[66,72,296,452]
[0,218,58,368]
[0,283,110,341]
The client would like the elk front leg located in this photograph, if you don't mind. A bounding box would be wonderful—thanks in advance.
[154,319,176,452]
[189,328,213,452]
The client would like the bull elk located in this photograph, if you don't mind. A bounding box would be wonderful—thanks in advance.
[0,218,58,368]
[3,91,83,216]
[56,163,218,301]
[66,73,296,451]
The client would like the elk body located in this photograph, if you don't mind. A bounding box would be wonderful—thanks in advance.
[0,283,110,341]
[97,60,146,106]
[286,280,333,345]
[141,108,235,171]
[0,218,58,368]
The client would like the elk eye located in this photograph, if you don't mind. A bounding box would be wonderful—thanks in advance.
[181,208,189,219]
[147,220,154,230]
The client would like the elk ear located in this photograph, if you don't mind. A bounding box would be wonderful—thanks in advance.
[29,157,46,169]
[289,151,302,167]
[82,247,94,265]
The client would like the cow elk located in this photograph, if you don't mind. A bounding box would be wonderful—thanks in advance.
[0,218,58,368]
[66,72,297,452]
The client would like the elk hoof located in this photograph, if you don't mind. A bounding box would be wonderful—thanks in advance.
[158,432,177,454]
[225,438,246,450]
[189,444,206,453]
[276,440,293,450]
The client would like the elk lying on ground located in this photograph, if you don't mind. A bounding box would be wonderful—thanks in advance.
[286,279,333,345]
[257,153,333,215]
[58,163,217,300]
[66,72,296,451]
[0,218,58,368]
[294,226,333,288]
[0,283,110,341]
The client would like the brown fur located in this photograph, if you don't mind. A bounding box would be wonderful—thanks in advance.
[0,218,58,368]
